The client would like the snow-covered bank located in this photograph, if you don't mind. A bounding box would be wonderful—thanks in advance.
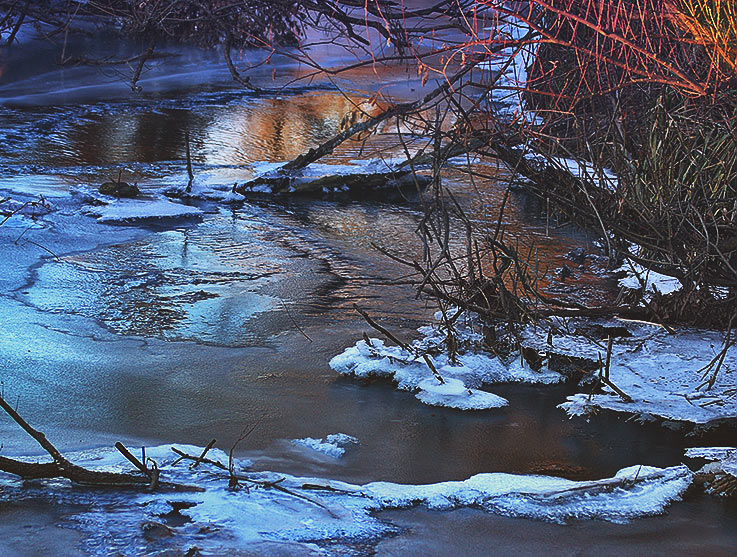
[550,322,736,425]
[331,312,736,425]
[615,255,684,298]
[0,444,693,555]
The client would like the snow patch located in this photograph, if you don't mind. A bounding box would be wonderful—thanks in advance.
[415,377,508,410]
[617,261,682,296]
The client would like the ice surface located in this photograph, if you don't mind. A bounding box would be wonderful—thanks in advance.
[0,444,693,555]
[83,197,204,223]
[292,433,359,458]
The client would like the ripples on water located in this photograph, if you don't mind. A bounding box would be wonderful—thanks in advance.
[0,81,613,346]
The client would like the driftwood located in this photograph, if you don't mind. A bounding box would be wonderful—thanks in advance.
[0,394,201,491]
[171,445,227,471]
[539,466,691,499]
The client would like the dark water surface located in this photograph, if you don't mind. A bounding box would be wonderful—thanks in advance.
[0,38,735,555]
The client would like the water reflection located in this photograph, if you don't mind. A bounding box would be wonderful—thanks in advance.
[2,82,615,350]
[201,93,351,165]
[0,91,360,172]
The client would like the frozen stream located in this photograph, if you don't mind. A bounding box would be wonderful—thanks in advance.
[0,35,735,555]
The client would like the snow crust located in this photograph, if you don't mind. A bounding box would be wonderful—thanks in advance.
[292,433,360,458]
[0,444,693,555]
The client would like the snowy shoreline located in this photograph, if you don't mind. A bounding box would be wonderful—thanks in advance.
[0,443,695,555]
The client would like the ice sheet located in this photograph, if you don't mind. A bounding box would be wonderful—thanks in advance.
[83,197,204,223]
[0,444,694,555]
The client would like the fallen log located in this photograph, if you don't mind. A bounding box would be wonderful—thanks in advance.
[236,168,431,197]
[0,394,201,491]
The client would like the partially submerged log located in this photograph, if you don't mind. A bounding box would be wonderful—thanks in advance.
[236,168,431,197]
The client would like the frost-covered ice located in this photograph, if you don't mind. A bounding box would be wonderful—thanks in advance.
[0,444,693,555]
[82,196,204,223]
[330,315,563,410]
[292,433,359,458]
[549,322,737,425]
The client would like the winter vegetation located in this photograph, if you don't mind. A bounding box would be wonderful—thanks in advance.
[0,0,736,554]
